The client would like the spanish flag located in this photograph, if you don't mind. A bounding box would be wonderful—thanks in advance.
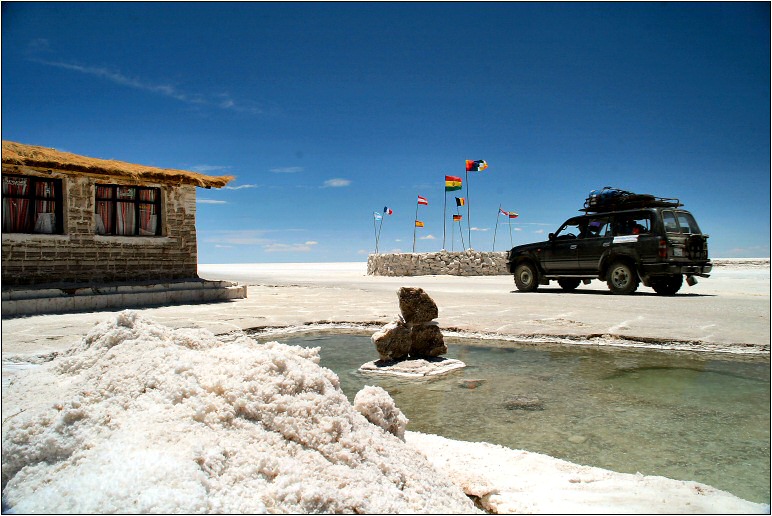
[453,214,463,222]
[465,159,488,172]
[445,175,462,191]
[455,197,466,207]
[415,220,424,228]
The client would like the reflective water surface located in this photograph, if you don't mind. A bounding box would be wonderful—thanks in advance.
[256,332,770,504]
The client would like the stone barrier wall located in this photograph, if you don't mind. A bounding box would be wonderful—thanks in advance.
[367,250,510,277]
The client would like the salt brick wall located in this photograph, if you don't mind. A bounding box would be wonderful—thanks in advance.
[2,170,199,286]
[367,250,510,277]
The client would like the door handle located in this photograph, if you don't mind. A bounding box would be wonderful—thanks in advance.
[603,242,611,247]
[570,245,577,250]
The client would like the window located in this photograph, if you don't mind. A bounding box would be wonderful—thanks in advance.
[614,213,653,236]
[95,185,161,236]
[2,174,63,234]
[582,216,612,238]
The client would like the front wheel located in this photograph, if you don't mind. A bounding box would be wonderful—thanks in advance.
[514,263,539,292]
[606,261,639,294]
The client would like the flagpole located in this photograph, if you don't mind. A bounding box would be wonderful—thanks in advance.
[509,216,513,248]
[442,184,447,250]
[377,210,385,253]
[465,168,471,249]
[493,204,501,252]
[458,209,466,251]
[412,199,419,253]
[373,214,379,254]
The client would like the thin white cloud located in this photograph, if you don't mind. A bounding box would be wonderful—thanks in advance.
[197,199,228,205]
[323,178,351,188]
[222,184,258,190]
[32,59,261,115]
[264,242,318,253]
[419,234,436,240]
[191,164,231,173]
[470,227,490,232]
[270,166,304,174]
[201,230,272,246]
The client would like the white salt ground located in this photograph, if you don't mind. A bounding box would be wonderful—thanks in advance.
[2,311,768,514]
[1,311,479,514]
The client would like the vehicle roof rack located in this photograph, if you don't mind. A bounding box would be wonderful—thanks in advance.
[580,187,682,213]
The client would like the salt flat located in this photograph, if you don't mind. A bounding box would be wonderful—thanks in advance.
[1,260,769,513]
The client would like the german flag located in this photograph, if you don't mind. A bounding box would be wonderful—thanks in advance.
[445,175,462,191]
[453,214,463,222]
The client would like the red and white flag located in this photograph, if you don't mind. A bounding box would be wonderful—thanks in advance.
[417,195,428,205]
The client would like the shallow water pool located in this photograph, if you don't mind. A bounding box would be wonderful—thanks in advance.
[257,332,770,504]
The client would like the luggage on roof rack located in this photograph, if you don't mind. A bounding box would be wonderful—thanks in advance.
[582,186,681,213]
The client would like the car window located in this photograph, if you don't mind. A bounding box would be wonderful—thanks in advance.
[613,213,653,236]
[676,211,701,234]
[663,211,679,233]
[582,217,612,238]
[555,219,583,239]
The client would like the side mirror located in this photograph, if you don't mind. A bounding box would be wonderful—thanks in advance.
[548,233,555,241]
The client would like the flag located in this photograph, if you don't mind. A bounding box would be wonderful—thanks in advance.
[383,206,393,215]
[445,175,462,191]
[465,159,488,172]
[509,211,519,219]
[453,214,463,222]
[373,211,382,220]
[455,197,466,207]
[415,220,424,227]
[499,207,509,216]
[417,195,428,205]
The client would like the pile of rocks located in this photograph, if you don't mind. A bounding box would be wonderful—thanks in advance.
[360,287,465,378]
[367,250,509,277]
[372,287,447,360]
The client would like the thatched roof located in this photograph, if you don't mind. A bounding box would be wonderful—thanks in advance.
[2,141,233,188]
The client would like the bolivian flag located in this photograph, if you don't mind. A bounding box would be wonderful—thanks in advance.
[445,175,462,191]
[415,220,424,228]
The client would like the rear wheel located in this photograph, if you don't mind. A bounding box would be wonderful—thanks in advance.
[651,274,683,296]
[557,278,581,292]
[514,263,539,292]
[607,261,639,294]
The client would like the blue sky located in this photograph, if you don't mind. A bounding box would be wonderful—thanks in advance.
[2,2,769,263]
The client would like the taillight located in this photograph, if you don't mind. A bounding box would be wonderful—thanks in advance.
[659,239,668,258]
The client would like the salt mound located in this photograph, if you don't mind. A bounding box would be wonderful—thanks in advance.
[1,311,479,514]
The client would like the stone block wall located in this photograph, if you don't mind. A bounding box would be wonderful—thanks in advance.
[367,250,510,277]
[2,169,199,286]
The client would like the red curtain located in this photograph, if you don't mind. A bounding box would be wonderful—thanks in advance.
[2,176,32,232]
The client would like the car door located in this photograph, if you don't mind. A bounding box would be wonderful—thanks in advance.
[541,218,583,273]
[577,215,613,271]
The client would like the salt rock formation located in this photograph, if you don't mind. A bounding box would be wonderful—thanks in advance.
[409,322,447,358]
[398,286,439,324]
[371,287,446,361]
[371,319,412,361]
[353,385,409,440]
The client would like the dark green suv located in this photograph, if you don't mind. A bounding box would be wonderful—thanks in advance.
[507,199,712,295]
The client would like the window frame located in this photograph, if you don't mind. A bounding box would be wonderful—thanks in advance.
[1,174,64,235]
[95,184,162,237]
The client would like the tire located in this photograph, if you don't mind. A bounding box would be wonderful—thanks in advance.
[514,262,539,292]
[651,274,683,296]
[606,261,639,294]
[557,278,581,292]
